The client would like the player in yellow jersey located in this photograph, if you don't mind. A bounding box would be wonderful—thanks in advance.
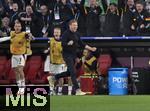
[45,27,73,95]
[10,22,34,95]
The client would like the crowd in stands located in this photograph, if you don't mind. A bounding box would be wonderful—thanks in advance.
[0,0,150,38]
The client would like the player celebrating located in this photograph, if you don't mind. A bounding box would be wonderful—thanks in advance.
[45,27,73,95]
[48,19,97,95]
[10,22,34,95]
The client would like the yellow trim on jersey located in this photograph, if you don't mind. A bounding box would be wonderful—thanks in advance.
[82,56,96,74]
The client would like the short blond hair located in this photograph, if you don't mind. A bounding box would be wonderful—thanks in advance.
[69,19,77,26]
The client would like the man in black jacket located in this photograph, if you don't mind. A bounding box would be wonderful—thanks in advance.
[103,3,120,37]
[86,0,102,37]
[131,1,150,36]
[9,3,20,29]
[40,5,53,37]
[19,5,44,37]
[51,0,74,34]
[72,0,87,36]
[48,19,97,95]
[122,0,136,36]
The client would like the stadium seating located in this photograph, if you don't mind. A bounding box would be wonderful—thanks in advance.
[0,56,10,84]
[0,56,7,78]
[7,59,16,83]
[0,56,49,84]
[25,56,48,84]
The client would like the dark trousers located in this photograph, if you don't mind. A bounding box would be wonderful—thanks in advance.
[55,53,79,90]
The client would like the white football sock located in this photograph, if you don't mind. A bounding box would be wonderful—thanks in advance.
[50,86,54,91]
[20,79,25,92]
[17,80,21,88]
[68,86,72,95]
[58,86,63,93]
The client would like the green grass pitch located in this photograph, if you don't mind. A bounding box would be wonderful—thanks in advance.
[50,95,150,111]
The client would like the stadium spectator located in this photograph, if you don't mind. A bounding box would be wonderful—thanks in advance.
[6,0,14,10]
[0,0,7,18]
[9,3,20,29]
[30,12,44,37]
[48,19,97,95]
[48,0,57,12]
[118,0,127,16]
[146,0,150,13]
[24,0,31,6]
[103,3,120,37]
[0,0,148,38]
[122,0,136,36]
[9,2,19,18]
[86,0,102,37]
[51,0,74,33]
[13,0,25,11]
[19,5,44,37]
[101,0,108,13]
[19,5,33,32]
[131,1,150,36]
[0,0,13,17]
[72,0,87,36]
[0,17,11,37]
[29,0,53,11]
[40,5,53,37]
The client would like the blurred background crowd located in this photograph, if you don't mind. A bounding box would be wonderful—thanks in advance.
[0,0,150,38]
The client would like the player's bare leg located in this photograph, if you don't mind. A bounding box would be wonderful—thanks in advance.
[15,66,25,95]
[13,67,21,91]
[47,75,56,95]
